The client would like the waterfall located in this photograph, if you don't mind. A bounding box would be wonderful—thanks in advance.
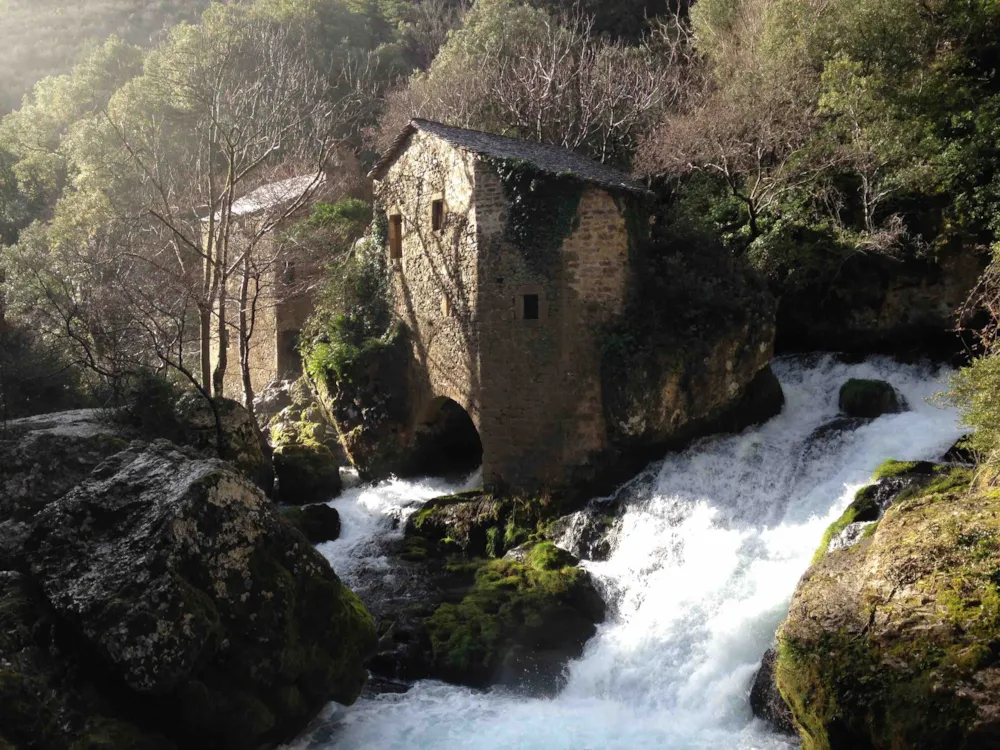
[288,354,965,750]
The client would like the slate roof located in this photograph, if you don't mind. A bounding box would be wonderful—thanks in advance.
[211,173,325,220]
[369,119,647,194]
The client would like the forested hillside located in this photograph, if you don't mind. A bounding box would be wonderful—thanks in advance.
[0,0,215,114]
[4,2,1000,749]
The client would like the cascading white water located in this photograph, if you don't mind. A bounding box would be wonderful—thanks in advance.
[288,354,966,750]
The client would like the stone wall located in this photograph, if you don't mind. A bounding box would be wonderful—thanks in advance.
[473,168,632,491]
[206,232,314,404]
[379,131,483,444]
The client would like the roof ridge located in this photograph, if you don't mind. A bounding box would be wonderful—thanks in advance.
[369,119,647,194]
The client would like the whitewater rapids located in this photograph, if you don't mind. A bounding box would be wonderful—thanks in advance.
[288,354,966,750]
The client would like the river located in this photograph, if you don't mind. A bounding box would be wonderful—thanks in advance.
[288,354,965,750]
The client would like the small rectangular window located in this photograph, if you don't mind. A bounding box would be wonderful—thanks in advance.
[388,215,402,260]
[431,199,444,232]
[523,294,540,321]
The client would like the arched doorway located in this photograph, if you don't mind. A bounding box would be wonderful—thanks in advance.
[410,397,483,478]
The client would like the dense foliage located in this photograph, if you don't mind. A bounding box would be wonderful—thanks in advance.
[2,0,1000,449]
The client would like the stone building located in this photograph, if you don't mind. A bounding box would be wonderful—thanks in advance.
[204,174,324,400]
[369,119,656,493]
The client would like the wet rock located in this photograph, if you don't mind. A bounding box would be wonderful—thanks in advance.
[749,648,795,735]
[775,462,1000,749]
[273,444,342,505]
[23,439,375,749]
[549,503,621,562]
[282,504,341,544]
[838,378,904,418]
[405,491,555,559]
[367,495,605,697]
[420,541,605,695]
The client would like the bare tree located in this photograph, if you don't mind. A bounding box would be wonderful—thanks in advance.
[376,8,684,166]
[96,11,378,399]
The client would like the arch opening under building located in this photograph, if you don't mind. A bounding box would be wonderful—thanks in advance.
[410,397,483,478]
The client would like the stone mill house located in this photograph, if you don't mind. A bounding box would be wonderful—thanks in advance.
[367,119,653,493]
[217,119,776,495]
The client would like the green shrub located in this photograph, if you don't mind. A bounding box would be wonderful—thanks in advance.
[943,354,1000,465]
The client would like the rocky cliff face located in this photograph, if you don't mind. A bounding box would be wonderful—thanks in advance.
[774,461,1000,749]
[775,247,987,359]
[0,412,375,750]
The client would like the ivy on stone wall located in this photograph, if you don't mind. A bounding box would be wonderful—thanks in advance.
[486,157,585,276]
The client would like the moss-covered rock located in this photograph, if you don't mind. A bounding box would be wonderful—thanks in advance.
[282,504,341,544]
[422,542,605,694]
[775,462,1000,749]
[365,493,604,695]
[273,444,342,505]
[308,325,412,482]
[17,440,374,749]
[405,491,559,559]
[838,378,904,418]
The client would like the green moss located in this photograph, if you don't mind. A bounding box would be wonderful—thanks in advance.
[422,541,597,687]
[778,464,995,750]
[873,459,920,479]
[408,491,560,559]
[811,485,881,564]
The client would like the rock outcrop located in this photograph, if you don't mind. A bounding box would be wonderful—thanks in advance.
[265,378,344,504]
[774,246,987,359]
[0,413,375,750]
[774,461,1000,749]
[838,378,905,419]
[309,326,411,482]
[363,491,605,696]
[173,393,273,493]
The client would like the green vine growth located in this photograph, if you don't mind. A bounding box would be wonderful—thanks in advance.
[486,157,585,275]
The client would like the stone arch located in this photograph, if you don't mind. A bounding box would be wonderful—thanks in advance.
[410,395,483,478]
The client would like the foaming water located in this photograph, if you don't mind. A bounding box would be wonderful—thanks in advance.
[290,355,965,750]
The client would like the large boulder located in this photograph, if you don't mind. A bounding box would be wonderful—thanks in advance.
[282,504,342,544]
[273,444,342,505]
[8,439,375,749]
[267,377,344,504]
[173,393,273,493]
[775,462,1000,749]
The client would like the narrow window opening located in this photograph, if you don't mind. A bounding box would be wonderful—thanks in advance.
[523,294,540,321]
[431,199,444,232]
[388,214,402,260]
